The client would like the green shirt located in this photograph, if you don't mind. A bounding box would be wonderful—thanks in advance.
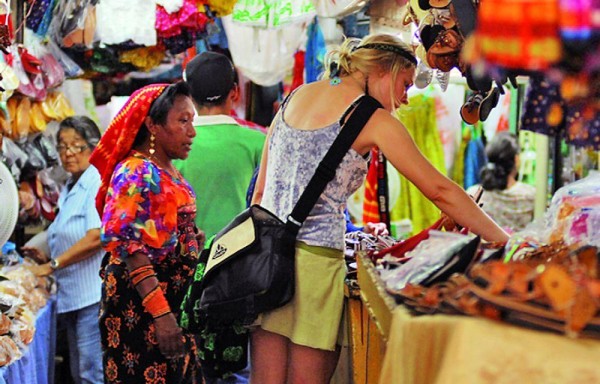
[174,115,265,237]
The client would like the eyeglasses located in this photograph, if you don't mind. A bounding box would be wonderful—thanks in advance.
[56,144,89,154]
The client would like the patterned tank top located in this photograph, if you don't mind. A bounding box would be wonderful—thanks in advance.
[260,91,370,250]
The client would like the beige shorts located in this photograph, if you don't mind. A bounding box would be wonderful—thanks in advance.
[256,241,345,351]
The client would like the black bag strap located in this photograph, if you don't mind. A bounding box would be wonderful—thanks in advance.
[285,95,382,234]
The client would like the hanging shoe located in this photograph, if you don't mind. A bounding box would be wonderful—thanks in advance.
[479,87,500,122]
[435,70,450,91]
[415,61,434,89]
[460,92,484,125]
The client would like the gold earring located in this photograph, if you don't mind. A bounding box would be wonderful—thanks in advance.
[149,134,156,155]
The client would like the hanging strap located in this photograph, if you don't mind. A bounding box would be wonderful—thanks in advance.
[285,95,383,234]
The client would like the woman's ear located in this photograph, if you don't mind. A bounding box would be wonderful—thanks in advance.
[144,116,156,136]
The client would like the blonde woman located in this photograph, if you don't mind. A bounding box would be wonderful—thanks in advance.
[251,33,509,384]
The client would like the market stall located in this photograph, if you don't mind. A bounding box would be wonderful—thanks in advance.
[0,0,598,382]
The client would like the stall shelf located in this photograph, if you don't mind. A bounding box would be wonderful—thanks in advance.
[354,254,600,384]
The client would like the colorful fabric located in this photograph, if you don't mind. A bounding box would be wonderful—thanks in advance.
[392,94,447,234]
[156,0,210,55]
[474,0,561,70]
[305,18,326,83]
[463,136,487,190]
[290,50,305,92]
[90,84,168,216]
[207,0,238,16]
[120,46,166,72]
[362,147,381,225]
[99,152,201,383]
[101,152,196,263]
[26,0,54,35]
[232,0,316,29]
[521,76,600,149]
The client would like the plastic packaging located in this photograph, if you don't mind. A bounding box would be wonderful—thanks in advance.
[379,231,474,291]
[0,242,21,266]
[547,172,600,247]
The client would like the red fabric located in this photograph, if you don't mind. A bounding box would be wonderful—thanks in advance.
[290,50,305,92]
[363,147,380,224]
[155,0,208,38]
[90,84,168,215]
[371,217,444,261]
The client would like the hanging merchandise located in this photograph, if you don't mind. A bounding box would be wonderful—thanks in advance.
[290,50,305,92]
[26,0,56,37]
[46,38,83,78]
[119,46,166,72]
[49,0,97,49]
[6,45,46,101]
[96,0,157,46]
[305,17,326,83]
[310,0,369,19]
[88,46,135,75]
[157,0,184,13]
[363,148,380,225]
[521,76,600,150]
[462,123,487,189]
[6,96,30,141]
[29,39,65,90]
[468,0,561,71]
[156,0,211,54]
[393,94,447,234]
[0,58,20,102]
[222,15,307,86]
[207,0,238,16]
[232,0,316,29]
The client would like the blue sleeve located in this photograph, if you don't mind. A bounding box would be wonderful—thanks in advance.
[345,209,363,233]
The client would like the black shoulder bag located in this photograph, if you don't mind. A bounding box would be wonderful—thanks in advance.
[179,95,381,377]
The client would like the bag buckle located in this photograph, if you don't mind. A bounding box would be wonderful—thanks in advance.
[287,215,302,228]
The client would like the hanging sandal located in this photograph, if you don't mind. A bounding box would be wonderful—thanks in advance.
[460,91,484,125]
[478,86,500,122]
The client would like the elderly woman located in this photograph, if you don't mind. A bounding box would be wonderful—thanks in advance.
[23,116,104,384]
[90,82,202,383]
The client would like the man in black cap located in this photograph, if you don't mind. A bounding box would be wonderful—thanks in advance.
[174,51,265,241]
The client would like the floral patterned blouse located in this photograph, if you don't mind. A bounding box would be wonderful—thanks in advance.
[100,151,196,262]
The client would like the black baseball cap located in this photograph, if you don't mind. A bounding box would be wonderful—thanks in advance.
[184,51,236,105]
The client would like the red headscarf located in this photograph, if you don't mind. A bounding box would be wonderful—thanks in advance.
[90,83,168,216]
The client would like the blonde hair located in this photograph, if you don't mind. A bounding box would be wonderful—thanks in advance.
[323,34,416,109]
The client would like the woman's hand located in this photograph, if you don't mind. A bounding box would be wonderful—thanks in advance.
[27,263,53,277]
[20,246,50,264]
[153,313,185,359]
[364,222,389,237]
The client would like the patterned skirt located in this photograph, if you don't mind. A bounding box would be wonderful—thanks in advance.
[99,244,202,384]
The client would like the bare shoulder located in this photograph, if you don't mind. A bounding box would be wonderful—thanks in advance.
[284,80,364,130]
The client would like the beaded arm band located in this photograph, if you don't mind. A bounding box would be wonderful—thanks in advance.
[129,265,157,286]
[130,265,170,319]
[142,286,171,319]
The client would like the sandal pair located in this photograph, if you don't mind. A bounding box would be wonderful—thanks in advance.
[460,87,500,125]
